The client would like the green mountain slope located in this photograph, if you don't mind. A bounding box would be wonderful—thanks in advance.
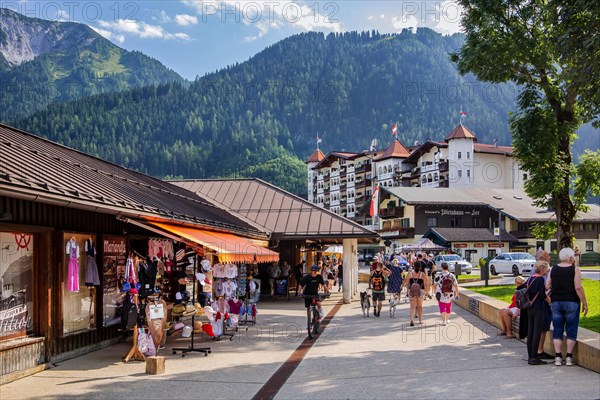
[10,29,521,195]
[0,8,183,121]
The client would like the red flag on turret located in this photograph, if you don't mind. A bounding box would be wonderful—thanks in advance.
[391,124,398,135]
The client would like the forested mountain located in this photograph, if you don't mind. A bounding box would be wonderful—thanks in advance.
[0,8,183,121]
[10,29,523,195]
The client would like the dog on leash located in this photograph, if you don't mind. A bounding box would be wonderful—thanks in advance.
[360,290,371,318]
[389,294,400,318]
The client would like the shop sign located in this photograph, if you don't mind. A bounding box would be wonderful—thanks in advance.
[474,243,484,248]
[453,243,468,248]
[488,243,505,248]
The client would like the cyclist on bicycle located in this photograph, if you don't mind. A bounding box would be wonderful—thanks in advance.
[300,264,330,320]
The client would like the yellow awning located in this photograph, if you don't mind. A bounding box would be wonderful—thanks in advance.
[150,222,279,263]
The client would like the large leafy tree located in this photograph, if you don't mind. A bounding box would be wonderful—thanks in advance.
[451,0,600,248]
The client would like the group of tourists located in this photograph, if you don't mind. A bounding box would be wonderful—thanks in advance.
[368,252,458,324]
[498,247,589,366]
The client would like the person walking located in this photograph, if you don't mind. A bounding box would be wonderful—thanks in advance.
[369,263,388,317]
[546,247,589,366]
[268,262,281,297]
[433,262,458,325]
[294,260,306,296]
[404,260,427,326]
[337,259,344,292]
[386,258,403,298]
[517,260,549,365]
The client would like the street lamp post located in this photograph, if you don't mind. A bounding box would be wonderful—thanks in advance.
[491,207,505,287]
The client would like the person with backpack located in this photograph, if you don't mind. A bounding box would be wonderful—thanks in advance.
[433,262,459,325]
[369,263,389,317]
[403,258,428,326]
[516,260,549,365]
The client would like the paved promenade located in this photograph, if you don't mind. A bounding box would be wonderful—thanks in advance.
[1,289,599,400]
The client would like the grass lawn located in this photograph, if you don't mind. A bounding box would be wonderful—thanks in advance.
[455,274,499,283]
[467,278,600,334]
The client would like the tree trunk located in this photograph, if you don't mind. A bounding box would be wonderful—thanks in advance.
[554,117,576,249]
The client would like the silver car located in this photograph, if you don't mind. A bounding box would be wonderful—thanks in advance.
[433,254,473,274]
[489,252,536,276]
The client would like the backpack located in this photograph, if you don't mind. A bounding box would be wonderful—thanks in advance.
[441,274,454,294]
[371,273,384,291]
[408,273,422,297]
[515,277,540,310]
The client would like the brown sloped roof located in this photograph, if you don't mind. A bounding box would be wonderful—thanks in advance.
[0,124,264,236]
[305,149,326,163]
[170,178,379,241]
[444,124,477,142]
[312,151,362,169]
[474,143,513,155]
[424,227,518,243]
[374,139,411,161]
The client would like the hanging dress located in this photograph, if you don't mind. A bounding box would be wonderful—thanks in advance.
[66,239,80,292]
[85,239,101,286]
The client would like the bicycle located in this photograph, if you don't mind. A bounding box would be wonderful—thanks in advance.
[303,293,328,339]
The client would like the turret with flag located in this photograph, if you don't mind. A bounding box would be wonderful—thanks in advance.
[369,184,380,218]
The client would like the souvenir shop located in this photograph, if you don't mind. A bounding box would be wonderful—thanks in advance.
[116,221,279,360]
[0,197,279,381]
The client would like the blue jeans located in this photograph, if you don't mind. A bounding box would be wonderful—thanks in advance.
[551,301,580,341]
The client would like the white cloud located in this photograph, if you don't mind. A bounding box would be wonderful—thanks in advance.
[97,19,191,40]
[380,14,385,19]
[182,0,342,40]
[89,26,125,44]
[367,16,374,21]
[175,14,199,26]
[152,10,172,24]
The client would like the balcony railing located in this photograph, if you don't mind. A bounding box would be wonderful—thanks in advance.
[439,160,449,172]
[379,206,404,219]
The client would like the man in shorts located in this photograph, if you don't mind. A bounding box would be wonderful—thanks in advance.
[369,262,389,317]
[300,264,330,320]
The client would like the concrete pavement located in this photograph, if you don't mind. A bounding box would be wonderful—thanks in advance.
[1,289,599,400]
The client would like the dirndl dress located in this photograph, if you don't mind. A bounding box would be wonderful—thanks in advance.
[86,256,101,286]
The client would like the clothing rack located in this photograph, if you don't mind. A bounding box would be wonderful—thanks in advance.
[172,253,211,357]
[238,269,256,326]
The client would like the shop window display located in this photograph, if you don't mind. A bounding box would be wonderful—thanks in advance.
[102,236,127,327]
[63,233,98,335]
[0,232,34,340]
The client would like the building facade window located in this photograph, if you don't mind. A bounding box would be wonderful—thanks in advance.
[427,217,437,227]
[467,151,470,159]
[536,241,545,250]
[450,217,461,227]
[458,170,462,178]
[472,217,481,228]
[466,169,471,178]
[586,241,594,252]
[458,151,462,159]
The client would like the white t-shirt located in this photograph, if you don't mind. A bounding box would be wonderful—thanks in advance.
[224,264,238,278]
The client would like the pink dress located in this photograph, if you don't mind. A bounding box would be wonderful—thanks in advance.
[66,240,80,292]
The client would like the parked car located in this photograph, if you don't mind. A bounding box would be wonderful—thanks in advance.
[433,254,473,274]
[489,252,536,276]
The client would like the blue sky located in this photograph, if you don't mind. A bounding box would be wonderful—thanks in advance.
[4,1,464,79]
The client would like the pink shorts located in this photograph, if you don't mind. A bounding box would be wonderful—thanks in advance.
[438,302,452,314]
